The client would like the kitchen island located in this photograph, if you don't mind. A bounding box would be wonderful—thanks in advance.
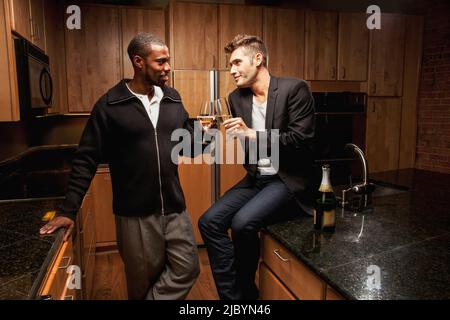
[263,169,450,299]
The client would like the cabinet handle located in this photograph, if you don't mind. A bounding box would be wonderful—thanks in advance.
[59,256,72,269]
[342,67,346,79]
[372,102,376,113]
[331,67,336,79]
[225,53,229,69]
[273,249,289,262]
[212,54,216,69]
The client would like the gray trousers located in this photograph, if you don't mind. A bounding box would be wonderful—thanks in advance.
[115,210,200,300]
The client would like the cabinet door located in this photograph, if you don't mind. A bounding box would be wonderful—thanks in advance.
[218,4,263,70]
[44,0,67,114]
[368,14,405,96]
[121,8,165,79]
[65,5,121,112]
[29,0,45,50]
[264,8,304,78]
[305,11,338,80]
[0,0,20,121]
[9,0,31,40]
[338,12,369,81]
[173,70,213,245]
[259,263,297,300]
[171,2,217,70]
[92,168,116,247]
[365,98,402,173]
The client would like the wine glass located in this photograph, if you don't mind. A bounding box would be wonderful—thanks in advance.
[197,100,215,131]
[214,97,232,126]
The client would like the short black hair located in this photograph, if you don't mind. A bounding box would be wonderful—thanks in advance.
[127,33,166,61]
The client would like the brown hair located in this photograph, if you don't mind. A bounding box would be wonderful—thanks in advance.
[224,34,268,68]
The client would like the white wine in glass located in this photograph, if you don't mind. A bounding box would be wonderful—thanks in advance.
[197,100,215,131]
[214,97,232,125]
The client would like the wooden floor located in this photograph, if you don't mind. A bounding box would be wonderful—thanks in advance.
[91,248,220,300]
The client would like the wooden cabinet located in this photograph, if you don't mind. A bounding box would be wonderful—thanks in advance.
[263,8,304,78]
[65,5,121,112]
[0,0,20,121]
[368,14,405,96]
[170,2,217,70]
[9,0,45,50]
[338,12,369,81]
[305,11,338,80]
[261,232,326,300]
[121,7,165,79]
[9,0,30,40]
[91,167,116,248]
[79,189,96,299]
[44,0,67,114]
[29,0,44,50]
[38,240,75,300]
[259,263,296,300]
[326,285,345,300]
[218,4,263,70]
[365,97,402,173]
[173,70,213,244]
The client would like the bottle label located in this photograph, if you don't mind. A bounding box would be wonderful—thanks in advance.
[322,209,336,227]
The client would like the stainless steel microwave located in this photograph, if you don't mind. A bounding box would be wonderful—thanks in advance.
[14,37,53,119]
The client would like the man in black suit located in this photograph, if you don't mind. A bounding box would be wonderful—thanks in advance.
[199,34,316,300]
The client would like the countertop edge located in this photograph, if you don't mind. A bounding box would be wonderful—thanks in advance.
[28,229,65,300]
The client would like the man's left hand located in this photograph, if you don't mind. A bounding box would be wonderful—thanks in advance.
[223,117,256,140]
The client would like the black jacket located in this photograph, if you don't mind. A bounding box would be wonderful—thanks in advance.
[59,80,202,221]
[228,76,316,214]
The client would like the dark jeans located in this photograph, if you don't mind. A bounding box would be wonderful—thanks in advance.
[198,173,303,300]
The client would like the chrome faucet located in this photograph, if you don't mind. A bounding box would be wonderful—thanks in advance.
[340,143,374,209]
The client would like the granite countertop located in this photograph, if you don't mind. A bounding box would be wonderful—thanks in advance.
[0,198,65,300]
[265,169,450,300]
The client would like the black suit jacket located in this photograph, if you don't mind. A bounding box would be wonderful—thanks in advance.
[228,76,316,214]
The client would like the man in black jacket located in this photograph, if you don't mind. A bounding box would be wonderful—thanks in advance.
[199,34,316,300]
[40,33,203,300]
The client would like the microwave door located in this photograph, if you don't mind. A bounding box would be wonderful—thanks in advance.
[28,55,52,108]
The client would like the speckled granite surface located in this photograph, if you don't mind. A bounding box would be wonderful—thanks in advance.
[0,199,64,299]
[265,169,450,300]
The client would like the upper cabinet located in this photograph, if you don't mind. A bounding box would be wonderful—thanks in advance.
[9,0,46,51]
[170,2,217,70]
[305,11,369,81]
[305,11,338,80]
[121,7,165,79]
[368,14,406,96]
[338,12,369,81]
[0,0,20,121]
[9,0,30,40]
[218,5,263,70]
[264,8,305,78]
[44,0,67,114]
[65,5,121,113]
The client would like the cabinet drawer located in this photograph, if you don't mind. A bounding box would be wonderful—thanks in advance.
[39,240,73,300]
[259,263,296,300]
[261,233,325,300]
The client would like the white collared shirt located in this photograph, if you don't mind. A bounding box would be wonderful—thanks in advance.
[252,96,277,175]
[126,83,163,128]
